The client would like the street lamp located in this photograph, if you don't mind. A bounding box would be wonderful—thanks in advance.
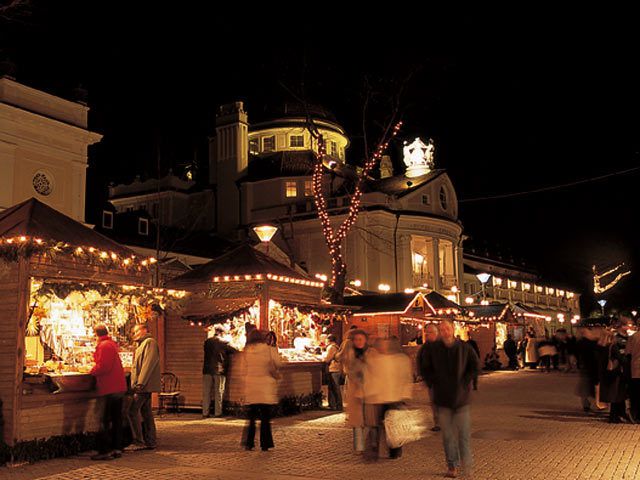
[253,224,278,242]
[476,273,491,303]
[597,299,607,316]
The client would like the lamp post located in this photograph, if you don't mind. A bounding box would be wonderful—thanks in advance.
[476,273,491,304]
[597,299,607,316]
[253,224,278,255]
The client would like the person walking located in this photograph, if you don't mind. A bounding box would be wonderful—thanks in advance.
[362,337,413,461]
[127,323,161,451]
[336,328,369,453]
[503,334,518,370]
[625,315,640,422]
[417,324,441,431]
[575,323,605,412]
[422,320,479,479]
[466,335,480,390]
[525,331,539,369]
[90,324,127,460]
[241,329,281,451]
[202,326,237,418]
[323,334,343,411]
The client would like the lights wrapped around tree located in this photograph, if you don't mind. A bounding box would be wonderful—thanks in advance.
[311,122,402,302]
[0,235,156,270]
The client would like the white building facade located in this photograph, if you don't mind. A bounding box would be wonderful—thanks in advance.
[0,77,102,221]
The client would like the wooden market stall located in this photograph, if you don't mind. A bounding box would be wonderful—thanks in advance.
[464,303,518,363]
[343,291,463,375]
[0,198,167,449]
[163,243,345,413]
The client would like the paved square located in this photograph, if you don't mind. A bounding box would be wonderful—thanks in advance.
[3,371,640,479]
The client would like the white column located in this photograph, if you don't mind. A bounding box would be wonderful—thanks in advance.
[432,238,440,292]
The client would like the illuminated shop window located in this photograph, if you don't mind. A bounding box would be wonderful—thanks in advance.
[290,135,304,147]
[285,181,297,198]
[304,180,313,197]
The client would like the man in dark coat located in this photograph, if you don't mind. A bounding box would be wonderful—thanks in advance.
[417,324,441,431]
[203,326,237,417]
[503,334,518,370]
[423,320,479,479]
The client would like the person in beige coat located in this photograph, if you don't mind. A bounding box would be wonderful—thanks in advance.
[336,328,369,453]
[363,337,413,460]
[127,323,161,451]
[241,330,282,451]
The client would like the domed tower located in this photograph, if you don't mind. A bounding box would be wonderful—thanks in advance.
[248,103,349,161]
[210,101,349,235]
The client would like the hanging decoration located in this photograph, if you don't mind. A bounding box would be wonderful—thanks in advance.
[593,263,631,294]
[0,235,156,270]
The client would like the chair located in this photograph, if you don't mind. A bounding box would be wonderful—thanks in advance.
[159,372,181,415]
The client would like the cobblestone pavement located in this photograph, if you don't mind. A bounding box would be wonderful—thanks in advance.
[4,371,640,479]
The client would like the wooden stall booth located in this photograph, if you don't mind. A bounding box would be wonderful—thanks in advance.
[0,199,169,449]
[343,291,462,375]
[163,244,345,413]
[464,303,518,364]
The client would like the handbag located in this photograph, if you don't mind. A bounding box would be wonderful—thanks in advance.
[383,408,427,448]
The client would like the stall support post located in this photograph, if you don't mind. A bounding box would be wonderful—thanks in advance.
[259,283,270,330]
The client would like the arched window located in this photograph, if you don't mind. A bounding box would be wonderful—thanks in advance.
[439,186,448,210]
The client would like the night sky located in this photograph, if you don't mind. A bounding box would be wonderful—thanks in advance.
[2,2,638,313]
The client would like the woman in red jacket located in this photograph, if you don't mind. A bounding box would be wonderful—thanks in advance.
[90,324,127,460]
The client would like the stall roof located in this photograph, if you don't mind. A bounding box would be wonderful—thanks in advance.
[343,292,436,315]
[466,303,515,322]
[165,243,314,288]
[0,198,135,257]
[424,291,462,311]
[512,302,547,319]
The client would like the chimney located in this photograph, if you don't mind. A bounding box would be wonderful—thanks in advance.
[380,155,393,179]
[212,101,249,234]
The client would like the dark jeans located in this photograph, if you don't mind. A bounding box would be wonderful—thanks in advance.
[97,393,124,454]
[539,355,551,372]
[244,404,274,450]
[129,392,157,447]
[610,401,626,421]
[507,354,519,370]
[328,372,343,410]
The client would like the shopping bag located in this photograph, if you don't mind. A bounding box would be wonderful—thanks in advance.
[384,408,427,448]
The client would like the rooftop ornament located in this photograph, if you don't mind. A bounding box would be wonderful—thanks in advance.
[403,137,435,178]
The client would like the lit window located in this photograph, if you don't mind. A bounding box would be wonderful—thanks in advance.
[304,180,313,197]
[493,277,503,286]
[330,141,337,156]
[439,187,448,210]
[263,136,275,152]
[290,135,304,147]
[421,194,430,205]
[138,218,149,236]
[102,211,113,229]
[249,138,259,154]
[285,181,297,198]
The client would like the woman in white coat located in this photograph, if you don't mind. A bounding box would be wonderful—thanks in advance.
[241,330,282,451]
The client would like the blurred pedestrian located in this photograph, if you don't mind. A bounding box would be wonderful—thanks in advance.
[336,328,369,453]
[466,335,480,390]
[517,336,528,369]
[417,324,441,431]
[423,320,479,479]
[537,336,557,373]
[525,331,539,369]
[575,325,604,412]
[323,334,343,410]
[241,329,281,451]
[600,323,630,423]
[90,324,127,460]
[363,337,413,461]
[203,326,237,418]
[503,334,518,370]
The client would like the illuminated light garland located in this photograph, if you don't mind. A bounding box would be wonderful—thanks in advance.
[0,236,155,270]
[210,273,323,288]
[311,121,403,290]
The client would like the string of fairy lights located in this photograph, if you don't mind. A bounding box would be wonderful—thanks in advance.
[0,235,157,270]
[312,122,403,288]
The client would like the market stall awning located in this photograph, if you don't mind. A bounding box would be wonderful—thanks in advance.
[165,243,315,288]
[512,302,547,320]
[343,292,436,316]
[0,198,135,258]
